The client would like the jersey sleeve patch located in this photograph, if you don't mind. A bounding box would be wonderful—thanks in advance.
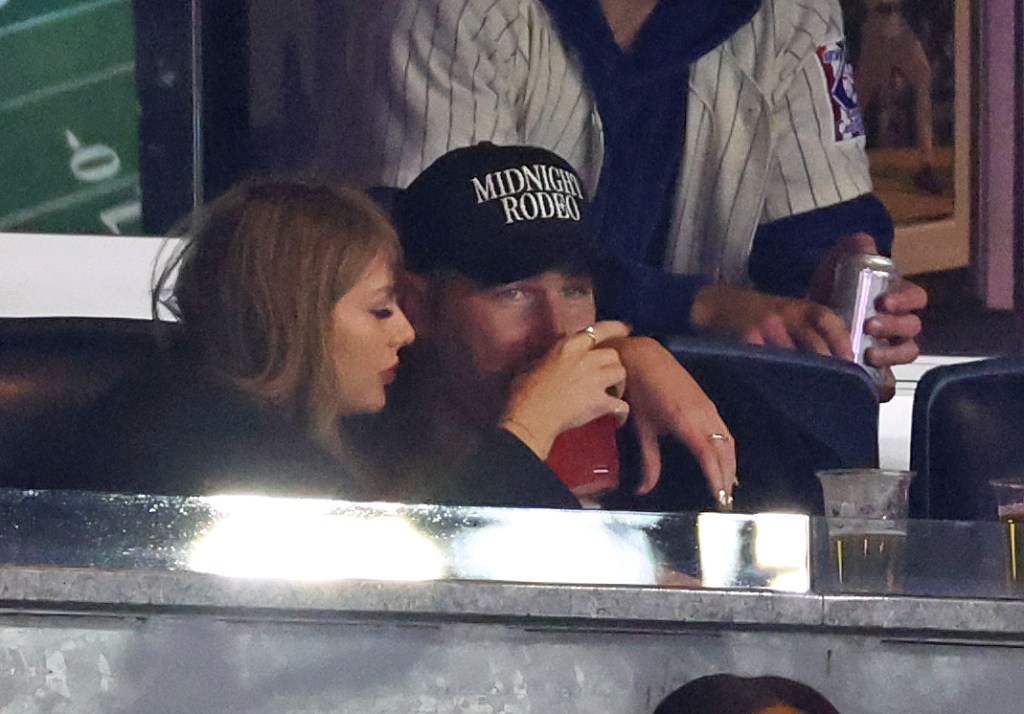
[815,39,865,142]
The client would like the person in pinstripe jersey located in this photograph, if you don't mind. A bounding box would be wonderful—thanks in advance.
[325,0,926,399]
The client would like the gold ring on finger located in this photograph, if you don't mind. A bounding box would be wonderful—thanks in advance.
[581,325,598,347]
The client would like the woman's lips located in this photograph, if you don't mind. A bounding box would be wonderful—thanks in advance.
[381,363,399,385]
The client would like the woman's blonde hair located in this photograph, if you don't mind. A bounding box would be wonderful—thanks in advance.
[156,177,401,453]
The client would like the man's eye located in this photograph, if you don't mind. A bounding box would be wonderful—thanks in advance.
[563,285,593,299]
[495,288,527,302]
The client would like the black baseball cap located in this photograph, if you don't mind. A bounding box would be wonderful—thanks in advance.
[395,142,596,287]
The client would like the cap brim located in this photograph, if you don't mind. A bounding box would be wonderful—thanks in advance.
[454,218,595,286]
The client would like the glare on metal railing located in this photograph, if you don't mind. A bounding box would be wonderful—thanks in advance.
[188,494,446,581]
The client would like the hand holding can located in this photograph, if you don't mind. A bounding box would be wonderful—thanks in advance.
[830,253,901,386]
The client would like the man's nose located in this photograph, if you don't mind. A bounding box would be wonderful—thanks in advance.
[534,297,576,344]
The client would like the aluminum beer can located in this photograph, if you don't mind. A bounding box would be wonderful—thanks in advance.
[830,253,901,384]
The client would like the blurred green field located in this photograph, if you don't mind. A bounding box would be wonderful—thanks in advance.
[0,0,141,234]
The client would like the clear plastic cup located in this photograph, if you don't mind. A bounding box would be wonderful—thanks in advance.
[816,468,915,592]
[989,478,1024,585]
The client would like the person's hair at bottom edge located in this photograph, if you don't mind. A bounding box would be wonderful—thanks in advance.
[154,176,405,452]
[652,674,841,714]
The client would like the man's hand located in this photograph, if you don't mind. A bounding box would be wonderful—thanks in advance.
[863,279,926,368]
[691,284,854,360]
[502,320,630,460]
[811,232,928,399]
[611,336,737,502]
[699,231,927,398]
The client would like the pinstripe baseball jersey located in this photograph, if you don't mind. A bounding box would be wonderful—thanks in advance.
[325,0,603,196]
[670,0,875,285]
[325,0,876,310]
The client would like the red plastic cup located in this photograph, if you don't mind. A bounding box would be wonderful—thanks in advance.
[545,414,620,498]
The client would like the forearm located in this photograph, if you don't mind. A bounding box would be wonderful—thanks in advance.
[748,195,894,298]
[594,254,709,336]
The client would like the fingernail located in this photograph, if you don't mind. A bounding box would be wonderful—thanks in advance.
[717,489,733,511]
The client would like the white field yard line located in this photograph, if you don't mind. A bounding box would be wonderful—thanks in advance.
[0,0,126,40]
[0,61,135,115]
[0,172,138,229]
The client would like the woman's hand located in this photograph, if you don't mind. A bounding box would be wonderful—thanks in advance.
[612,336,737,503]
[692,284,853,360]
[500,321,630,460]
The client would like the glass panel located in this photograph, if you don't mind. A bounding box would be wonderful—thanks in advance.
[5,486,1023,601]
[0,488,812,592]
[3,487,1022,598]
[839,0,959,228]
[811,517,1018,598]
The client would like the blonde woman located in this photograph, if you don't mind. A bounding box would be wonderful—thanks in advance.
[23,177,617,504]
[27,179,414,497]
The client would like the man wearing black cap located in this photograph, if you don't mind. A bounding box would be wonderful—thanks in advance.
[347,143,836,512]
[331,0,928,404]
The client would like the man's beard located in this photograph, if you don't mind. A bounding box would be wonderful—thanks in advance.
[446,368,514,429]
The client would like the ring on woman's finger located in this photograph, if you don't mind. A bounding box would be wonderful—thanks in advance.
[580,325,598,347]
[708,432,729,442]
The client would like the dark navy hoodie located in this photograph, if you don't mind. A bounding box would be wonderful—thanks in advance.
[540,0,893,335]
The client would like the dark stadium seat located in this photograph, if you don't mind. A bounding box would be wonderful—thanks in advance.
[0,317,178,488]
[667,335,880,469]
[909,358,1024,521]
[605,335,879,515]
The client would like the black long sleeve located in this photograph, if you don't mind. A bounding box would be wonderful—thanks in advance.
[424,429,580,509]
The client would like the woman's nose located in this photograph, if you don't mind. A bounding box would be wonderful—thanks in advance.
[393,307,416,347]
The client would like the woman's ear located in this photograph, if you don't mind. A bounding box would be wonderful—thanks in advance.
[398,271,433,336]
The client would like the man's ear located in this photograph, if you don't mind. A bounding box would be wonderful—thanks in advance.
[398,271,434,336]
